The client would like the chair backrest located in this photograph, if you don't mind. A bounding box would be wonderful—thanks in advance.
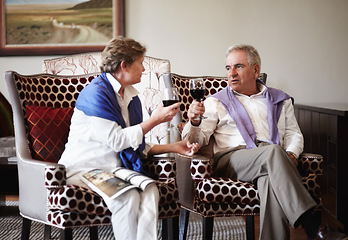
[171,73,267,123]
[42,53,173,144]
[5,71,100,162]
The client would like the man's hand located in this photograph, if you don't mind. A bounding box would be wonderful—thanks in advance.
[187,100,205,126]
[287,152,298,167]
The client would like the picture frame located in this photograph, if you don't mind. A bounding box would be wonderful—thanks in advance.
[0,0,124,56]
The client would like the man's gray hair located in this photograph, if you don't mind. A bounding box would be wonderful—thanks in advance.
[226,44,261,71]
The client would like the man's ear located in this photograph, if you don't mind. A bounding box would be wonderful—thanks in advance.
[254,64,260,74]
[254,64,260,78]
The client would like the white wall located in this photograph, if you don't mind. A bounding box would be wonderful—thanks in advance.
[1,0,348,105]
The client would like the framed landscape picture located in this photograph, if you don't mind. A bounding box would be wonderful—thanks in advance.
[0,0,124,56]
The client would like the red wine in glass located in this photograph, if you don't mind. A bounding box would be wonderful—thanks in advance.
[162,99,179,107]
[189,89,205,101]
[162,87,179,131]
[189,78,207,119]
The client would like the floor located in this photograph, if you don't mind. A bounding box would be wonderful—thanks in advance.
[4,195,309,240]
[250,215,307,240]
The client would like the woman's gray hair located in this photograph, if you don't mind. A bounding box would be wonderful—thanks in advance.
[225,44,261,71]
[100,36,146,73]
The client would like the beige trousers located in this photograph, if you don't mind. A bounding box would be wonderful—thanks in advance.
[214,144,317,240]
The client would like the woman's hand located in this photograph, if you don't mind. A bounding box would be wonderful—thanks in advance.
[152,102,181,125]
[173,140,199,156]
[141,102,181,135]
[187,100,205,126]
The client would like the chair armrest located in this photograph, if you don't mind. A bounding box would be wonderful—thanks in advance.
[190,155,213,180]
[196,177,259,205]
[45,165,67,189]
[142,156,176,179]
[298,153,323,176]
[17,156,64,222]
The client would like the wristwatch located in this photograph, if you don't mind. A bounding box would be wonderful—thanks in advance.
[287,151,298,160]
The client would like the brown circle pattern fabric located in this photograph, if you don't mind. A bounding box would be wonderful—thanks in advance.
[142,157,176,179]
[13,73,98,122]
[48,185,112,216]
[298,153,323,175]
[196,177,260,205]
[171,74,228,123]
[194,201,260,217]
[190,158,213,180]
[11,71,181,229]
[189,154,323,217]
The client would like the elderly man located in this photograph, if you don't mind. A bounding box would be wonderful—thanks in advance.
[182,44,342,239]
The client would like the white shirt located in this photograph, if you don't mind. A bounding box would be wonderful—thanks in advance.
[59,73,153,178]
[182,84,304,157]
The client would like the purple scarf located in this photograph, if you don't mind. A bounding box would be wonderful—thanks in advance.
[212,80,292,149]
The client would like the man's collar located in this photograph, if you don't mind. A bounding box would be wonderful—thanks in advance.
[232,81,267,97]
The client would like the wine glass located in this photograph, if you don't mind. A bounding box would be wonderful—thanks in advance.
[189,78,207,120]
[162,87,180,131]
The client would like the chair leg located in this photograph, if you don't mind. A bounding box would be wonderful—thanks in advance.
[21,217,31,240]
[179,208,190,240]
[162,219,168,240]
[246,215,255,240]
[202,217,214,240]
[44,225,51,240]
[60,228,72,240]
[90,226,98,240]
[172,216,179,240]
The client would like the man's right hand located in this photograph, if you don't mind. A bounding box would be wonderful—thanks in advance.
[187,100,205,126]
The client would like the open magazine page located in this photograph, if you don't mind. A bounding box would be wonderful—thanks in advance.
[81,169,137,200]
[112,167,155,191]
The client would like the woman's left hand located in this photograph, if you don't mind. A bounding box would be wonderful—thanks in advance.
[174,140,199,156]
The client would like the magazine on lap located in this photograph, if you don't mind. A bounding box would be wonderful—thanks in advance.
[81,167,155,200]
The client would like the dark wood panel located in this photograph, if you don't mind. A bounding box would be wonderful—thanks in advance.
[294,104,348,233]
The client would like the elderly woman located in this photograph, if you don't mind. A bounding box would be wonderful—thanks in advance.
[59,36,198,240]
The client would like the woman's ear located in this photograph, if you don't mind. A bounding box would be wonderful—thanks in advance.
[120,61,127,72]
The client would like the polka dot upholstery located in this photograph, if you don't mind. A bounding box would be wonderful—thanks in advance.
[10,71,181,232]
[13,73,98,125]
[196,178,259,204]
[171,74,228,123]
[171,73,267,123]
[194,201,260,218]
[171,73,323,220]
[298,153,323,175]
[190,158,213,180]
[142,157,176,179]
[47,210,111,228]
[48,185,112,216]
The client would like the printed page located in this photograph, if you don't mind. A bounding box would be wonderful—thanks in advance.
[112,167,155,191]
[82,169,137,200]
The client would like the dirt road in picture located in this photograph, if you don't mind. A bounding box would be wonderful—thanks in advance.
[46,19,110,44]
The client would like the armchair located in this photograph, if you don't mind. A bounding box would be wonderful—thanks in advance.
[169,73,323,240]
[5,71,180,240]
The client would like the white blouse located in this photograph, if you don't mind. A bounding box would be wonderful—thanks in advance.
[59,73,153,178]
